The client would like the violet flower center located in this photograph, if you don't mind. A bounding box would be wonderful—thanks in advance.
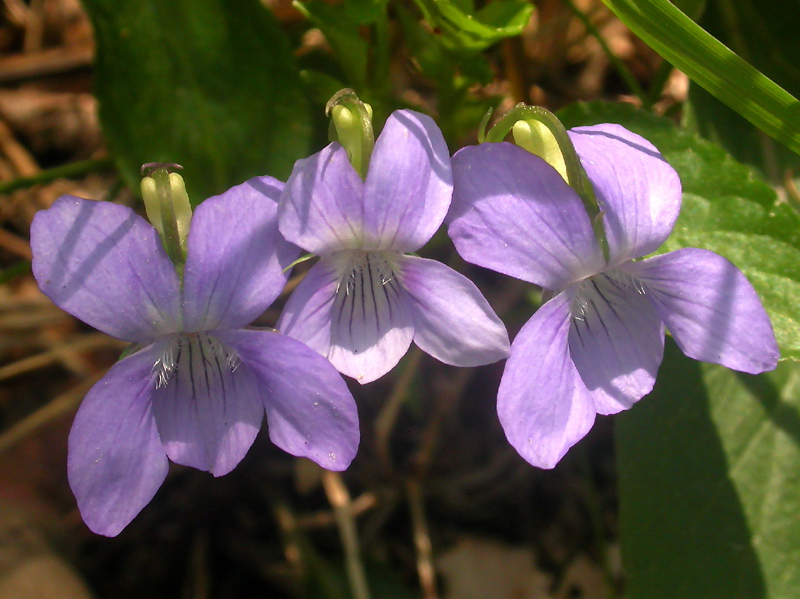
[331,250,403,347]
[335,250,398,296]
[571,268,646,324]
[153,332,241,389]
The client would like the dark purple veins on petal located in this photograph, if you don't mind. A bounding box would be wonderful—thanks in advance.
[332,251,403,354]
[154,333,241,395]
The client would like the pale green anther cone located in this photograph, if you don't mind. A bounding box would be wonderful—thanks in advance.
[331,102,374,179]
[512,120,569,184]
[141,169,193,265]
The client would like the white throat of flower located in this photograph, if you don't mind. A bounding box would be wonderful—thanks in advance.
[332,249,403,347]
[336,250,396,294]
[571,268,646,323]
[153,333,240,389]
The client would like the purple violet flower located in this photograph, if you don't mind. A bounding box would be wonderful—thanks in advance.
[448,124,779,469]
[30,177,360,536]
[276,109,510,383]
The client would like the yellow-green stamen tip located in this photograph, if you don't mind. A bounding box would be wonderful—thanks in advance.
[140,164,193,268]
[513,120,569,184]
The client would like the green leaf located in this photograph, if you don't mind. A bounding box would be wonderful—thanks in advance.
[413,0,534,51]
[617,340,800,597]
[83,0,310,203]
[597,0,800,157]
[559,101,800,360]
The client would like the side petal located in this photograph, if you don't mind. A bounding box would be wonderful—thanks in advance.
[67,346,167,536]
[150,333,264,477]
[327,252,414,383]
[568,271,665,415]
[276,258,339,357]
[31,196,181,342]
[625,248,779,373]
[397,255,510,366]
[215,329,360,470]
[498,293,596,469]
[449,143,604,290]
[569,124,682,262]
[362,110,453,252]
[278,144,365,254]
[182,176,301,331]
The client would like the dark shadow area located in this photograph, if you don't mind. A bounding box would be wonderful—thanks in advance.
[616,340,765,598]
[736,368,800,451]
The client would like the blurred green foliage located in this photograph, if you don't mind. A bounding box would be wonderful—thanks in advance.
[82,0,311,204]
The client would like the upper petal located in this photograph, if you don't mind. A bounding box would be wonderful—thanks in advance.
[182,176,301,331]
[449,143,604,290]
[31,196,181,342]
[215,329,360,471]
[569,124,682,263]
[625,248,779,374]
[568,271,665,415]
[278,144,365,253]
[150,333,264,476]
[327,251,414,383]
[67,345,168,536]
[397,255,509,366]
[498,293,596,469]
[362,110,453,252]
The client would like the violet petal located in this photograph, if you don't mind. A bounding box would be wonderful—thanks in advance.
[150,333,264,476]
[398,255,510,366]
[31,196,181,342]
[498,293,596,469]
[362,110,453,252]
[568,271,665,415]
[327,252,414,384]
[626,248,779,373]
[276,258,338,356]
[278,145,365,253]
[216,329,360,470]
[569,124,682,263]
[449,143,604,289]
[182,176,300,331]
[67,346,168,536]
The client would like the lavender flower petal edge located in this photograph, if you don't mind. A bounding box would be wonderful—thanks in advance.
[626,248,779,374]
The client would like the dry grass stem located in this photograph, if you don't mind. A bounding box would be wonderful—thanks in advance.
[0,372,99,454]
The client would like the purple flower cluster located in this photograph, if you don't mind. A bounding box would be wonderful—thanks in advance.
[30,110,778,535]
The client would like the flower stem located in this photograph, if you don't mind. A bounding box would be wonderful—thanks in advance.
[321,470,371,599]
[407,480,439,599]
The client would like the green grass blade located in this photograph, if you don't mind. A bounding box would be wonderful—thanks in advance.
[600,0,800,155]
